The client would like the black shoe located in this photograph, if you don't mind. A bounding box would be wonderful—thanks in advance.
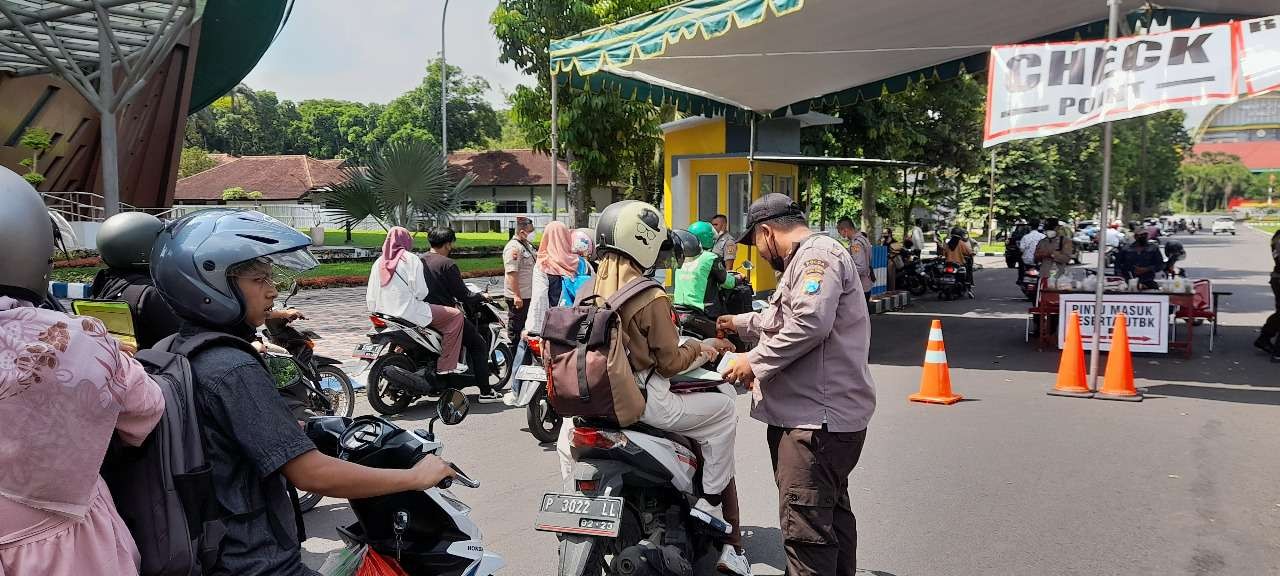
[1255,336,1276,355]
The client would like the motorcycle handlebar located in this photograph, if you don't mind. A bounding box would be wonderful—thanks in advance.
[438,463,480,489]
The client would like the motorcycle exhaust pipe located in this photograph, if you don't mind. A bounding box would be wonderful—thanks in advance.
[382,365,437,395]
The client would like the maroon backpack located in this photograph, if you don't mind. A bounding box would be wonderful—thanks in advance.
[541,277,662,426]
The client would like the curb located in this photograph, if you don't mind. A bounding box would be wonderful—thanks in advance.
[49,281,91,299]
[869,291,911,314]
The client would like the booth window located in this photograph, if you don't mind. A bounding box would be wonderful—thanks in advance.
[778,176,794,198]
[459,200,478,212]
[697,174,718,221]
[760,174,775,196]
[728,173,749,233]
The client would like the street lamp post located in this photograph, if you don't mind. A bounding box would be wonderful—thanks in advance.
[440,0,450,159]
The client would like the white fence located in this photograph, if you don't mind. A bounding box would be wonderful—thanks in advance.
[167,203,601,232]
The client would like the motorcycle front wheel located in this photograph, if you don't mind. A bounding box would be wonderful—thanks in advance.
[367,353,417,415]
[297,489,322,513]
[316,365,356,418]
[490,342,513,391]
[527,385,562,443]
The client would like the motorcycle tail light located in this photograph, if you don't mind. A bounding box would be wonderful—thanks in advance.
[305,340,316,349]
[572,428,628,450]
[526,337,542,357]
[946,265,955,273]
[576,479,599,492]
[370,315,387,328]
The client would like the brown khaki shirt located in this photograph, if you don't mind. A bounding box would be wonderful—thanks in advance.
[619,289,702,379]
[733,234,877,432]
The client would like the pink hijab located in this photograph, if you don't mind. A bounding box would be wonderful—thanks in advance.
[537,221,578,276]
[380,226,414,286]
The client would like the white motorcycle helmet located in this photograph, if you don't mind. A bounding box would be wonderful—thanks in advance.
[594,200,671,270]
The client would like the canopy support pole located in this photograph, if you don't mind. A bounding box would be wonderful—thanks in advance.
[550,64,559,223]
[1089,0,1121,392]
[987,149,996,243]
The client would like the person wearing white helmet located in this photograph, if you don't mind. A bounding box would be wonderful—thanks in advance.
[557,200,751,575]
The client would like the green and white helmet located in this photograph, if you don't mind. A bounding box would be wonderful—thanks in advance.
[595,200,671,270]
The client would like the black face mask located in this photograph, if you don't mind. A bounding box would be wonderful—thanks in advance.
[1135,238,1149,247]
[763,232,787,272]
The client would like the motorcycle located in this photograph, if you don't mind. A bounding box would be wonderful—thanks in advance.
[934,260,972,300]
[306,390,505,575]
[512,333,561,444]
[1019,267,1041,302]
[356,283,513,416]
[894,248,931,296]
[541,407,742,576]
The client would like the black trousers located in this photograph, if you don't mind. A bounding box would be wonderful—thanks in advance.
[461,319,492,394]
[1262,278,1280,343]
[768,426,868,576]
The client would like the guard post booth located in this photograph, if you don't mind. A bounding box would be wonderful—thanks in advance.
[661,112,915,292]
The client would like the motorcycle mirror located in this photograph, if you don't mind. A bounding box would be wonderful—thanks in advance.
[282,281,300,306]
[436,389,470,425]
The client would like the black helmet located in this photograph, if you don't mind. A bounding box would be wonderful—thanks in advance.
[151,209,317,327]
[1164,240,1185,262]
[671,229,702,266]
[98,212,164,270]
[950,226,965,238]
[0,168,54,301]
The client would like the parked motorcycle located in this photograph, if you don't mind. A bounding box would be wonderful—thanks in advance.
[306,390,505,575]
[541,406,742,576]
[894,248,931,296]
[357,283,512,416]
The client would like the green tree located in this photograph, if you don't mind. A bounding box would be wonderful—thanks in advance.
[294,99,380,160]
[320,138,476,230]
[492,0,669,226]
[367,59,501,153]
[178,147,219,178]
[18,127,52,186]
[1180,152,1254,212]
[488,108,531,150]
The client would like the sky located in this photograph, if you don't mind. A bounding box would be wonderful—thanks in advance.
[241,0,526,108]
[240,0,1219,133]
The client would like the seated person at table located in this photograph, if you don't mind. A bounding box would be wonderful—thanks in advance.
[1117,230,1163,289]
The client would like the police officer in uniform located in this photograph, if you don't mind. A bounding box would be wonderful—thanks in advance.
[717,194,877,576]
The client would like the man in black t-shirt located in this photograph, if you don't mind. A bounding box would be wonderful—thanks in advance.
[1256,230,1280,360]
[421,227,498,401]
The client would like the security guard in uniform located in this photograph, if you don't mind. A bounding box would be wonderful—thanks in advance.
[717,194,877,576]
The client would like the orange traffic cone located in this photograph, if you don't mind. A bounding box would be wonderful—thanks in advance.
[1096,312,1143,402]
[910,320,962,405]
[1049,312,1093,398]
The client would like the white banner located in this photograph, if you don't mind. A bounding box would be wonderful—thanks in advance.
[1057,294,1170,354]
[1241,16,1280,95]
[985,24,1238,147]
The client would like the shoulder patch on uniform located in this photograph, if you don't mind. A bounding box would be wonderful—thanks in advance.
[802,267,824,294]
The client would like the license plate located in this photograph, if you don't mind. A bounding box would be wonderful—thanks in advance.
[534,493,624,537]
[352,343,384,359]
[515,364,546,382]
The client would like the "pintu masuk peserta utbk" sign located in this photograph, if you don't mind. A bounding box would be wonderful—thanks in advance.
[1057,293,1171,354]
[984,23,1238,147]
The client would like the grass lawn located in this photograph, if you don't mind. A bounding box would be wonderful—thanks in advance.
[50,257,507,286]
[321,230,531,250]
[298,257,503,278]
[1253,223,1280,235]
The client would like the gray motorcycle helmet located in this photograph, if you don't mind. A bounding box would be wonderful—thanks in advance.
[671,228,702,267]
[98,211,164,270]
[0,167,55,301]
[151,209,317,327]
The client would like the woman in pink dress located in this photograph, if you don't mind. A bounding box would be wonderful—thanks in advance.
[0,171,165,576]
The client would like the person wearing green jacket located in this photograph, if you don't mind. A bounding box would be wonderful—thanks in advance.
[675,221,737,318]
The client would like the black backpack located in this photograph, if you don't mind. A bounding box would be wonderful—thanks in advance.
[101,332,254,576]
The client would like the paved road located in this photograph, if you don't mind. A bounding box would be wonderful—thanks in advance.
[299,229,1279,575]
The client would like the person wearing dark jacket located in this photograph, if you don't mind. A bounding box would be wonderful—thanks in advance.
[1255,230,1280,360]
[421,227,498,402]
[88,212,182,349]
[151,209,457,576]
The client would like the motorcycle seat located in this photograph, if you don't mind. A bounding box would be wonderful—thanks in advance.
[371,313,441,336]
[573,417,698,453]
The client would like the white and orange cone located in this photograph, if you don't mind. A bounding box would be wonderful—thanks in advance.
[910,319,962,405]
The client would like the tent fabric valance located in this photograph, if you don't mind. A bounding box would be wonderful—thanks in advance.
[551,0,1279,118]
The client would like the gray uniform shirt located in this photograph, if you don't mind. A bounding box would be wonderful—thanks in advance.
[733,234,877,432]
[713,231,736,264]
[848,233,874,291]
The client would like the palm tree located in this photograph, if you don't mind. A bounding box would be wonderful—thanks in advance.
[319,138,475,233]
